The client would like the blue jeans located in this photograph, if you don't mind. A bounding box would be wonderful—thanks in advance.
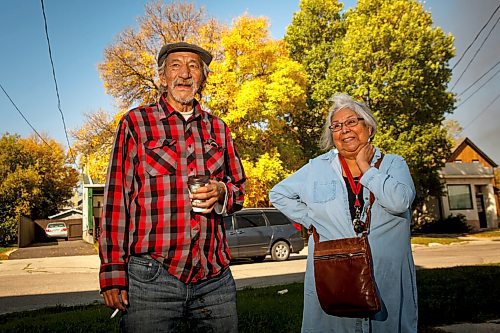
[120,256,238,333]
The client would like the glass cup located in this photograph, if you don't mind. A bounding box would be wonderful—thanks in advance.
[188,175,210,212]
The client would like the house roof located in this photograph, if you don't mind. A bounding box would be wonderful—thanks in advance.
[48,209,83,219]
[448,137,498,167]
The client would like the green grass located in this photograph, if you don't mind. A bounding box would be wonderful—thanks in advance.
[411,236,464,246]
[0,265,499,332]
[469,229,500,238]
[418,264,500,326]
[410,229,500,246]
[238,283,303,332]
[0,246,17,260]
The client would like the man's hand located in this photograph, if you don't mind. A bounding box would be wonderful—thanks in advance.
[189,180,226,213]
[102,288,128,312]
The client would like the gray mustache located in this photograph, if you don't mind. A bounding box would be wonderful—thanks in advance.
[173,78,194,87]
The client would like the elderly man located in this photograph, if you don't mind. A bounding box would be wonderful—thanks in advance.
[99,42,246,332]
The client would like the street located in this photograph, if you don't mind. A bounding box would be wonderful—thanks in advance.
[0,238,499,315]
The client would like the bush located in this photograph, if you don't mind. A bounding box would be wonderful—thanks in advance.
[412,214,471,234]
[0,216,18,246]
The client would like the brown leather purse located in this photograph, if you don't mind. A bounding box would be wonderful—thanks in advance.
[311,157,383,318]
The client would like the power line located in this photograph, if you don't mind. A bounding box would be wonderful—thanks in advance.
[40,0,76,162]
[0,82,52,147]
[461,91,500,131]
[456,66,500,108]
[450,12,500,91]
[457,59,500,98]
[451,3,500,70]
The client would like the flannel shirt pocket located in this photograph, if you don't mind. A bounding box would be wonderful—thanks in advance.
[204,139,225,177]
[144,139,178,176]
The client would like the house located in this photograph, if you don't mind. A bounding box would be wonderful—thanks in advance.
[429,137,498,230]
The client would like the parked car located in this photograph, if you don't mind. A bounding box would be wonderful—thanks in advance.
[45,222,68,240]
[223,208,304,262]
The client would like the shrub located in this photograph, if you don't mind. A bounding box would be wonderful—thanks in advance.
[0,216,18,246]
[412,214,471,234]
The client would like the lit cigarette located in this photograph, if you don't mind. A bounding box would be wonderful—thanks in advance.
[110,308,120,319]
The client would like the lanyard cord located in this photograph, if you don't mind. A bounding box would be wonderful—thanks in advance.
[339,155,363,207]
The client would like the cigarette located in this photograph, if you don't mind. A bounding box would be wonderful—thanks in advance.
[110,308,120,319]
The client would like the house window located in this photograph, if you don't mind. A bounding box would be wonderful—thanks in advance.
[447,184,473,210]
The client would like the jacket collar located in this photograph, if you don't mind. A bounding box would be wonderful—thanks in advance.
[157,93,204,121]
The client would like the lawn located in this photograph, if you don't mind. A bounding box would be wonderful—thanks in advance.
[411,228,500,246]
[411,236,464,246]
[0,246,16,260]
[469,229,500,238]
[0,264,499,332]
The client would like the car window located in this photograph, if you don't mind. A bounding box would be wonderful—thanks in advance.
[236,213,266,229]
[48,223,66,228]
[265,211,291,226]
[223,216,233,231]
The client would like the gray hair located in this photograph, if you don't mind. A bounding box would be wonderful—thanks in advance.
[319,93,378,151]
[157,57,211,95]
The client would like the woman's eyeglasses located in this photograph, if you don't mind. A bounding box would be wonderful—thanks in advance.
[328,117,364,132]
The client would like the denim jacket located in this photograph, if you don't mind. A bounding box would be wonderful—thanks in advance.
[270,148,418,333]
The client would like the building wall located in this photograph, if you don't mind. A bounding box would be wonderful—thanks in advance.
[454,145,493,166]
[453,142,500,219]
[82,185,105,244]
[82,186,93,244]
[18,216,35,248]
[439,160,497,229]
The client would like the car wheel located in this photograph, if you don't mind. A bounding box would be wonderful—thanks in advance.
[251,256,266,263]
[271,241,290,261]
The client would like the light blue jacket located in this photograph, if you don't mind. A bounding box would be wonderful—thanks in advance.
[269,148,418,333]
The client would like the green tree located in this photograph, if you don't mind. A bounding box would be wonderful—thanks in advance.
[287,0,455,215]
[284,0,345,158]
[0,133,79,245]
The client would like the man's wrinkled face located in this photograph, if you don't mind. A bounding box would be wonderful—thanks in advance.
[161,51,204,106]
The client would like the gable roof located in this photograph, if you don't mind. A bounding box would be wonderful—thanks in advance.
[448,137,498,167]
[48,209,83,219]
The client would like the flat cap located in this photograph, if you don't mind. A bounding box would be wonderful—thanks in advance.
[157,42,213,66]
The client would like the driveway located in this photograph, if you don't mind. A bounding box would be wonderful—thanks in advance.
[8,240,97,259]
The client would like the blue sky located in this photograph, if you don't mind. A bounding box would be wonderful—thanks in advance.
[0,0,499,163]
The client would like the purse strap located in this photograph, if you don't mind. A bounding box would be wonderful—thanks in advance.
[311,153,384,243]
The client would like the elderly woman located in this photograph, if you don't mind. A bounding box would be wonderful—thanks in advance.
[269,93,417,332]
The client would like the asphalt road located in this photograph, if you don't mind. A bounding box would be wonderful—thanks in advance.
[1,238,499,316]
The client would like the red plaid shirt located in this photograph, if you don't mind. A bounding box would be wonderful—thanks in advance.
[98,94,246,291]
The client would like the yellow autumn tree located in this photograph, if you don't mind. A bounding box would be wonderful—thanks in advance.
[241,152,291,207]
[98,0,225,109]
[71,109,125,183]
[205,16,308,207]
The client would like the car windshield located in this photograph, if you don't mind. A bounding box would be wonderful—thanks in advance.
[48,223,66,228]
